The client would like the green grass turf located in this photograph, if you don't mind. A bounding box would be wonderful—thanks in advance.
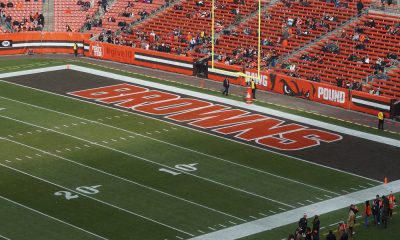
[0,67,387,239]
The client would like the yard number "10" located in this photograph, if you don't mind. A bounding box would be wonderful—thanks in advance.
[159,163,198,176]
[54,185,102,200]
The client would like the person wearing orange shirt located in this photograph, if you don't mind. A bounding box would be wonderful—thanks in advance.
[364,200,372,227]
[388,191,396,218]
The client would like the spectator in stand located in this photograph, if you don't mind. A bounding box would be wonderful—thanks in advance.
[7,1,13,8]
[357,0,364,16]
[66,24,72,32]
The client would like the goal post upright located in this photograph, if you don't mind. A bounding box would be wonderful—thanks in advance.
[210,0,262,81]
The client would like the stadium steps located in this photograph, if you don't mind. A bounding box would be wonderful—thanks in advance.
[43,0,55,31]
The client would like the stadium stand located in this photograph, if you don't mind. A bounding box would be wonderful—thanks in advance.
[100,0,262,54]
[213,0,371,68]
[280,11,400,98]
[91,0,166,34]
[54,0,103,32]
[0,0,44,32]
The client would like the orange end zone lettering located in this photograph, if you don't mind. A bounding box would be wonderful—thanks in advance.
[99,90,179,108]
[168,105,266,128]
[69,84,148,100]
[135,98,211,115]
[258,129,343,151]
[213,118,305,140]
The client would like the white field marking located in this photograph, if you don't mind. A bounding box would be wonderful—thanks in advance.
[306,200,314,203]
[36,130,42,133]
[197,230,205,234]
[0,163,194,237]
[0,81,382,187]
[36,154,42,157]
[258,213,267,217]
[84,144,91,147]
[278,208,286,211]
[0,108,5,111]
[324,195,332,198]
[56,150,62,153]
[75,146,81,150]
[155,131,161,133]
[111,139,117,142]
[97,119,103,121]
[138,122,144,124]
[27,131,32,134]
[229,221,236,225]
[163,129,169,132]
[146,132,152,135]
[359,185,366,189]
[189,180,400,240]
[341,190,349,193]
[0,194,108,240]
[72,123,78,126]
[269,210,276,214]
[128,136,135,138]
[315,197,324,201]
[7,135,13,138]
[5,160,11,163]
[176,236,184,240]
[249,216,257,219]
[65,148,71,151]
[297,202,305,206]
[106,117,112,120]
[102,141,108,144]
[25,156,32,159]
[367,183,375,187]
[0,234,10,240]
[114,116,120,118]
[350,187,358,191]
[81,122,87,125]
[0,97,344,196]
[0,115,295,209]
[63,125,69,128]
[17,133,23,136]
[208,227,216,231]
[219,224,227,228]
[320,226,326,230]
[1,137,246,222]
[120,137,126,140]
[15,158,21,161]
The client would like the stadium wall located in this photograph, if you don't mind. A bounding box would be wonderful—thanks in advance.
[0,33,395,118]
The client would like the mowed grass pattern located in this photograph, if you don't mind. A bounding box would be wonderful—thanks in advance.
[0,78,381,240]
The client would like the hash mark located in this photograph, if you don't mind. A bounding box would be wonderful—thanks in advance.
[18,133,23,136]
[111,139,117,142]
[128,136,135,138]
[278,207,286,211]
[350,187,358,191]
[324,195,332,198]
[81,122,87,124]
[65,148,71,151]
[16,158,22,161]
[56,150,62,153]
[25,156,32,159]
[106,117,112,120]
[176,236,184,240]
[5,160,11,163]
[54,127,60,129]
[75,146,81,150]
[367,183,375,187]
[249,216,257,219]
[63,125,69,128]
[155,131,161,133]
[297,202,305,206]
[219,224,227,228]
[8,135,13,138]
[341,190,349,193]
[27,132,32,134]
[102,141,108,144]
[36,130,42,133]
[197,230,205,233]
[208,227,216,230]
[269,210,276,214]
[84,144,90,147]
[146,132,152,135]
[359,185,366,189]
[138,122,144,124]
[35,154,42,157]
[163,129,169,131]
[306,200,314,203]
[315,197,324,201]
[120,137,127,140]
[258,212,267,216]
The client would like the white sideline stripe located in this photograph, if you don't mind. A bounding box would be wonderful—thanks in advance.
[189,180,400,240]
[0,66,383,184]
[0,96,342,196]
[0,114,294,208]
[0,108,5,111]
[12,42,85,48]
[1,137,245,222]
[0,234,10,240]
[0,194,108,240]
[135,54,193,69]
[352,98,390,111]
[0,163,193,237]
[208,68,240,77]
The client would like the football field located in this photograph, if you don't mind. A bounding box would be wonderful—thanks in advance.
[0,62,399,240]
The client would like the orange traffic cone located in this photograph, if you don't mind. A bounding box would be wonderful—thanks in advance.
[245,87,253,104]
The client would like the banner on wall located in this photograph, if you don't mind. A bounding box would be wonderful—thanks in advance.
[88,42,135,64]
[0,40,12,47]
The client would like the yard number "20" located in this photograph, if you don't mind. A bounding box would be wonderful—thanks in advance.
[54,185,102,200]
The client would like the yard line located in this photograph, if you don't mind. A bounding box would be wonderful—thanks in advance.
[0,163,194,237]
[0,194,108,240]
[0,115,295,208]
[1,137,246,222]
[0,96,343,196]
[0,234,10,240]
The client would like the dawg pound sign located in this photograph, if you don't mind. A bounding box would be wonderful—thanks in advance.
[69,84,342,151]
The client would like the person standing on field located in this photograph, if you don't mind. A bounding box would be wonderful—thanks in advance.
[364,200,371,228]
[251,79,256,99]
[388,191,396,218]
[347,206,356,237]
[73,42,78,57]
[377,111,384,130]
[222,78,229,96]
